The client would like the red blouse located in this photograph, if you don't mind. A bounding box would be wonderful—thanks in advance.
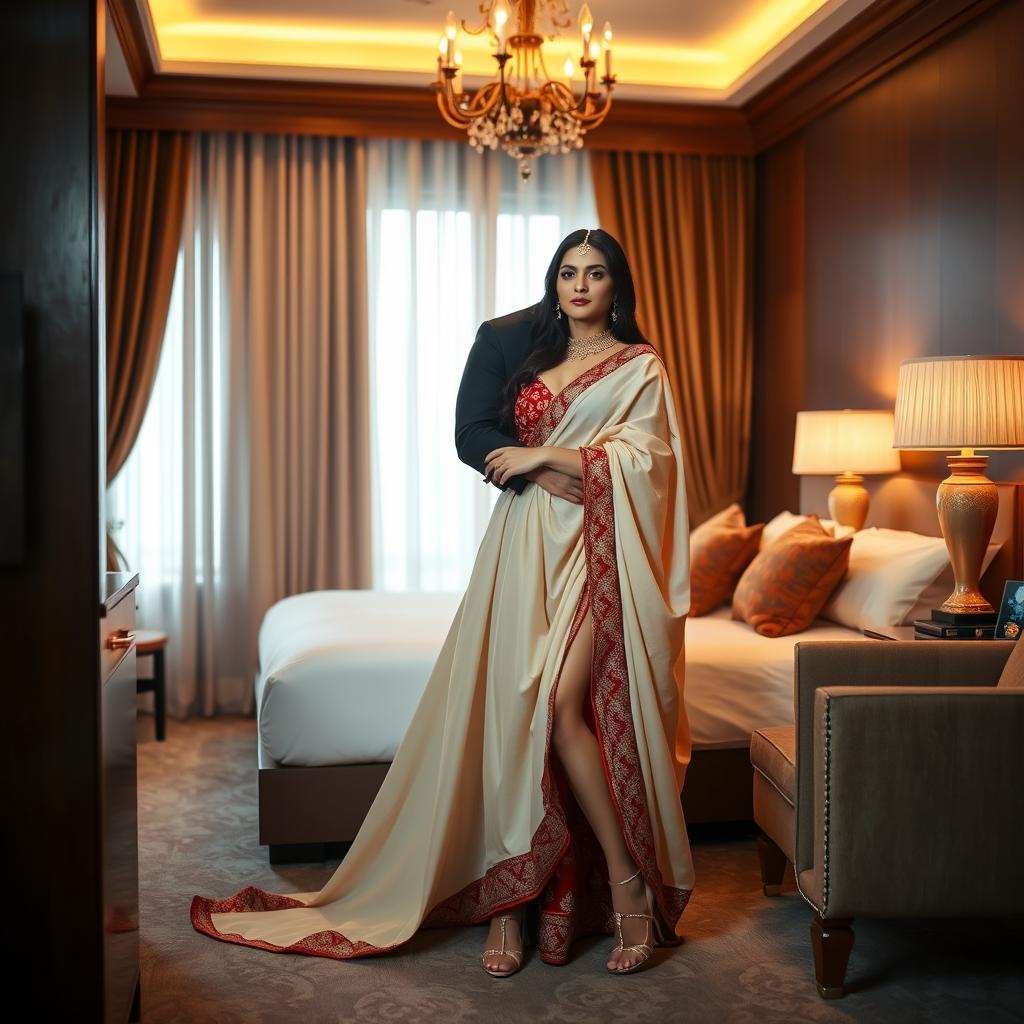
[514,378,554,443]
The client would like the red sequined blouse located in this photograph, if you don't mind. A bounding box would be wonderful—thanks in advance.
[514,378,554,443]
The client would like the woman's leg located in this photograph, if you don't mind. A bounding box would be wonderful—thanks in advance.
[551,605,655,970]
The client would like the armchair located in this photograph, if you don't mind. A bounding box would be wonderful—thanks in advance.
[751,639,1024,998]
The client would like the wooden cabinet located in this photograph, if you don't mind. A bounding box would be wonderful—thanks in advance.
[100,572,141,1024]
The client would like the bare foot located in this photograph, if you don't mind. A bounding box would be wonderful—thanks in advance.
[607,867,655,972]
[481,905,526,975]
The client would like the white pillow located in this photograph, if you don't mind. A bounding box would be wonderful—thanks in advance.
[761,510,855,549]
[903,542,1003,624]
[820,527,951,629]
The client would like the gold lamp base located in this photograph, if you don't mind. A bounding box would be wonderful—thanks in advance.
[827,474,870,531]
[935,452,998,615]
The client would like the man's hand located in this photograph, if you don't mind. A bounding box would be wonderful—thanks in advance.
[525,466,584,504]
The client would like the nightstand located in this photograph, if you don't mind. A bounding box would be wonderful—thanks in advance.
[100,572,141,1023]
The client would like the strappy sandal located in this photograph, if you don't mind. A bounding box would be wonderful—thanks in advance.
[480,911,528,977]
[607,865,664,975]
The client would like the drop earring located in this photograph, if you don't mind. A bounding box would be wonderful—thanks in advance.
[555,302,562,320]
[611,299,618,323]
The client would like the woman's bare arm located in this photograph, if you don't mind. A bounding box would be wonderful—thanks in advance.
[540,446,584,481]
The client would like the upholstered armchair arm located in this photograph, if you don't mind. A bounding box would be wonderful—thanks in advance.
[802,684,1024,920]
[792,640,1014,882]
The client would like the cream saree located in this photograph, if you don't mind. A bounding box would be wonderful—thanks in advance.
[191,341,695,962]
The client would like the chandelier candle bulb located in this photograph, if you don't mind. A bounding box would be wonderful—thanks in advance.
[603,21,613,77]
[579,2,593,58]
[494,0,510,55]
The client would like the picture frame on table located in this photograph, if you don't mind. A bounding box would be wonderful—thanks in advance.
[995,580,1024,641]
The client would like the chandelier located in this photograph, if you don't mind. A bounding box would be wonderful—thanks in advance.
[433,0,616,181]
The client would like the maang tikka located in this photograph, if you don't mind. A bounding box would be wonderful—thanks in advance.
[577,229,592,257]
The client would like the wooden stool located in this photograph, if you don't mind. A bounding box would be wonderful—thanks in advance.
[135,630,168,741]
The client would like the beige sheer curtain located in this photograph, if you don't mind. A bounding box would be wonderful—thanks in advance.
[590,151,754,525]
[224,134,373,602]
[105,128,192,569]
[109,132,371,717]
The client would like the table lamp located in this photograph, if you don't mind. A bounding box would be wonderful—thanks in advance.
[893,355,1024,618]
[791,410,901,531]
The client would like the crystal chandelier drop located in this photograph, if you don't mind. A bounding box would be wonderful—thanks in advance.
[434,0,616,181]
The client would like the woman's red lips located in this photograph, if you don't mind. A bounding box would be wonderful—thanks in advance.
[571,298,590,304]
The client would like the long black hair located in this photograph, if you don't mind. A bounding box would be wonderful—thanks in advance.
[497,227,652,435]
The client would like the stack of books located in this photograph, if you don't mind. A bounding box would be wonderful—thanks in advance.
[913,609,996,640]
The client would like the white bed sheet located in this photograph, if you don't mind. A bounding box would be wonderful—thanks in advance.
[257,590,464,767]
[683,605,866,749]
[256,591,867,767]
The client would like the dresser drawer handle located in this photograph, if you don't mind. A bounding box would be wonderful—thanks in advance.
[107,629,135,651]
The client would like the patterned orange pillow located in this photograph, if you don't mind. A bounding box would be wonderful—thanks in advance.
[690,521,765,616]
[732,516,853,637]
[691,502,746,546]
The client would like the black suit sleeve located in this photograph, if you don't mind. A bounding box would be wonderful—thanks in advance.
[454,320,529,495]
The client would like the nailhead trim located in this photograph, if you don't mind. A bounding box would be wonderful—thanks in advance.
[821,696,832,916]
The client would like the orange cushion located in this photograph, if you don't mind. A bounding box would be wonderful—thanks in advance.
[732,516,853,637]
[690,522,765,617]
[691,502,746,545]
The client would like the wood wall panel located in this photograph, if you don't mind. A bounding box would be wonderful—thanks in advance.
[749,134,806,520]
[745,0,1002,150]
[749,0,1024,523]
[1,0,106,1013]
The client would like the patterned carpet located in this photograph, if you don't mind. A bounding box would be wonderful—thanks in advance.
[139,714,1024,1024]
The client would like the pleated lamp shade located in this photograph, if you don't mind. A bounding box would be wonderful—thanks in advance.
[791,410,901,475]
[893,356,1024,450]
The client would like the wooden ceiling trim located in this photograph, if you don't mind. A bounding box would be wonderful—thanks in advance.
[106,77,755,154]
[107,0,155,95]
[743,0,1002,150]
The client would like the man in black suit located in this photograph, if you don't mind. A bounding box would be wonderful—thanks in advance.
[455,304,584,504]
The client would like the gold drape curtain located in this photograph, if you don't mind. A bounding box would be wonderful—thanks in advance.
[590,151,754,526]
[106,129,192,478]
[105,129,192,566]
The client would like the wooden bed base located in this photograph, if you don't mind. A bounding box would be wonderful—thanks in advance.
[258,744,753,864]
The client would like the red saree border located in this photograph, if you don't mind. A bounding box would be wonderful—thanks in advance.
[526,342,658,448]
[190,886,392,960]
[579,440,692,936]
[190,584,593,959]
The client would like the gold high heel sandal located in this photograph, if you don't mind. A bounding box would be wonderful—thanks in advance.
[480,911,528,977]
[607,865,663,975]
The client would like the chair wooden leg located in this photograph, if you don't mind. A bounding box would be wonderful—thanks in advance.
[810,914,854,999]
[153,647,166,741]
[756,833,788,896]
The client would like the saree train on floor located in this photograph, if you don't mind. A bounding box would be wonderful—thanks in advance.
[191,342,695,962]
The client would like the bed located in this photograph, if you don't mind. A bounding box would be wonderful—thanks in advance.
[255,479,1022,862]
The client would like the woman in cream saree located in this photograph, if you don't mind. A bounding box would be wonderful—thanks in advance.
[191,228,695,973]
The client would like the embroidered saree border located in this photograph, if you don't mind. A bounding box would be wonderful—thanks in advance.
[579,444,692,935]
[526,341,656,449]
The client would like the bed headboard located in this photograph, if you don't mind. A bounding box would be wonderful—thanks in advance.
[799,476,1024,606]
